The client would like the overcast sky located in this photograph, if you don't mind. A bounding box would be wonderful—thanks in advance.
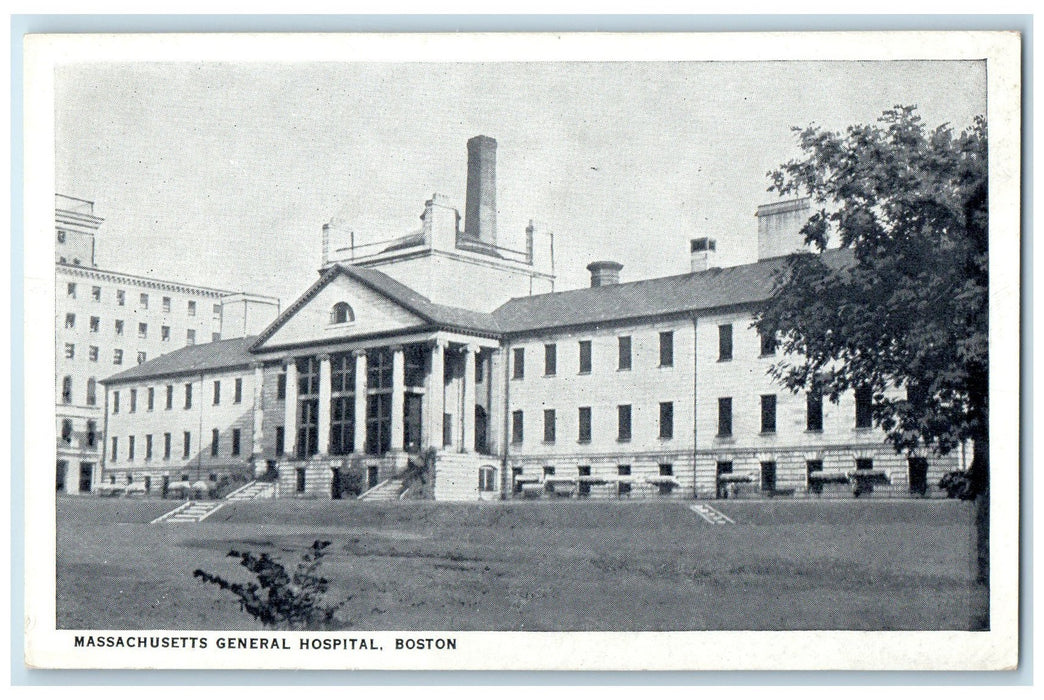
[56,60,986,307]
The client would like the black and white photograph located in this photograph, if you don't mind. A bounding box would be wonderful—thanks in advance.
[23,30,1021,671]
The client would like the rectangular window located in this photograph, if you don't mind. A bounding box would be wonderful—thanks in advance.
[113,391,120,414]
[275,426,285,456]
[543,409,556,443]
[116,289,125,306]
[162,296,171,312]
[761,461,777,491]
[296,468,306,493]
[717,397,732,437]
[88,346,98,362]
[183,432,191,458]
[139,293,149,309]
[659,463,673,476]
[127,435,135,461]
[147,387,154,411]
[330,396,355,456]
[211,429,219,457]
[544,344,557,376]
[718,324,733,361]
[89,316,99,332]
[213,303,222,320]
[187,300,196,316]
[91,286,101,301]
[659,401,674,439]
[807,388,824,432]
[164,433,171,460]
[618,336,632,370]
[760,330,777,357]
[578,406,592,443]
[184,383,192,409]
[617,404,632,442]
[186,329,196,345]
[86,420,97,447]
[512,347,525,379]
[618,464,631,496]
[129,388,137,413]
[65,313,75,329]
[232,428,241,456]
[363,395,387,456]
[145,434,153,461]
[234,378,243,403]
[659,331,674,367]
[113,349,123,365]
[578,340,592,374]
[511,410,524,444]
[61,419,73,443]
[115,319,124,335]
[165,385,173,410]
[161,326,170,342]
[856,458,874,471]
[138,322,147,339]
[67,283,76,298]
[213,380,221,405]
[277,373,287,400]
[136,351,147,365]
[806,459,824,479]
[64,343,75,359]
[855,385,873,429]
[761,394,777,433]
[110,436,117,462]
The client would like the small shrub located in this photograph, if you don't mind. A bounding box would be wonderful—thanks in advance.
[939,471,975,500]
[193,540,347,630]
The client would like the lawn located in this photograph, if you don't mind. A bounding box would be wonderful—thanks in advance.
[56,496,987,631]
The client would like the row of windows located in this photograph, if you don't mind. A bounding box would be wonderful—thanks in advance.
[717,457,897,492]
[61,314,214,345]
[513,463,676,496]
[59,418,98,447]
[63,344,147,365]
[716,323,777,361]
[60,376,98,406]
[109,428,242,462]
[112,378,243,414]
[715,386,873,437]
[510,402,674,445]
[65,283,220,319]
[512,332,675,380]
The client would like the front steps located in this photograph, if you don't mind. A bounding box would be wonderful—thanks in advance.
[358,477,405,501]
[151,501,225,524]
[224,480,275,502]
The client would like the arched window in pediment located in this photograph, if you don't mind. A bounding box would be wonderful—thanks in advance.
[330,302,355,325]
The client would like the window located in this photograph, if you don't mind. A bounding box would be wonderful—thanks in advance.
[213,303,221,321]
[57,230,66,244]
[66,283,76,298]
[618,336,632,370]
[165,385,173,410]
[161,326,170,342]
[163,433,171,460]
[127,435,135,461]
[116,289,125,306]
[718,324,733,361]
[275,426,285,456]
[617,404,632,442]
[659,401,674,439]
[64,343,75,359]
[578,406,592,443]
[186,329,196,345]
[231,429,241,457]
[89,316,99,333]
[138,322,147,339]
[211,429,220,457]
[761,461,777,491]
[478,466,496,492]
[659,331,674,367]
[296,468,306,493]
[129,388,137,413]
[112,348,124,365]
[578,340,592,374]
[807,387,823,432]
[115,319,125,336]
[162,296,171,312]
[110,436,118,462]
[65,313,75,329]
[330,353,356,456]
[136,351,146,365]
[139,293,149,309]
[184,383,193,409]
[61,375,72,404]
[86,378,97,406]
[146,387,154,411]
[213,380,221,405]
[330,302,354,324]
[183,432,191,458]
[855,385,873,429]
[806,459,824,481]
[145,434,153,461]
[717,397,732,437]
[618,464,632,496]
[511,410,524,444]
[443,414,453,447]
[512,347,525,379]
[760,394,777,433]
[543,409,556,443]
[659,463,673,476]
[91,286,101,301]
[61,419,73,444]
[297,357,322,458]
[760,330,777,357]
[88,346,98,362]
[544,344,557,376]
[234,378,243,404]
[113,390,120,414]
[277,373,287,400]
[187,300,196,316]
[86,420,97,447]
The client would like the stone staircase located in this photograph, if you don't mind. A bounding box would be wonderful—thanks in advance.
[224,480,276,502]
[358,477,405,501]
[151,500,225,524]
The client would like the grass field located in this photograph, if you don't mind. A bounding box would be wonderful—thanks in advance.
[56,496,987,631]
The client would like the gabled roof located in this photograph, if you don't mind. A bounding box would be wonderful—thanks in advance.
[101,336,257,385]
[249,263,501,352]
[492,248,854,334]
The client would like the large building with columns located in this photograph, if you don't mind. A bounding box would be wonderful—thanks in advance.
[97,136,961,501]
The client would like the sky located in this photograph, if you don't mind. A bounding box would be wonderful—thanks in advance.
[56,59,986,308]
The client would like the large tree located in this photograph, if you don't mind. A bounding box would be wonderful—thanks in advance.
[755,105,989,581]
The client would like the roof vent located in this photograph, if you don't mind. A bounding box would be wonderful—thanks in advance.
[586,260,623,288]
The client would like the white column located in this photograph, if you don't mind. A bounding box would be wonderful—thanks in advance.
[462,344,478,453]
[283,358,298,458]
[426,339,446,450]
[353,350,367,454]
[251,361,265,460]
[317,354,331,456]
[390,345,405,452]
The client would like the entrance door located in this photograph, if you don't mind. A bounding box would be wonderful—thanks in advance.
[367,465,379,491]
[474,405,488,454]
[908,457,929,496]
[403,393,423,453]
[56,461,68,493]
[78,462,93,493]
[760,461,776,492]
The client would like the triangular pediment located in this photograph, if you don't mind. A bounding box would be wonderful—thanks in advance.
[252,266,428,352]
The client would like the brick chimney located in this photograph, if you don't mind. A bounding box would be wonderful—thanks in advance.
[690,237,717,272]
[464,135,497,246]
[587,260,623,287]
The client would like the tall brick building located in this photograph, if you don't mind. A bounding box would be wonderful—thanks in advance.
[98,137,961,501]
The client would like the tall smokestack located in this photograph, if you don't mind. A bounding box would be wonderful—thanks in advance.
[464,135,497,245]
